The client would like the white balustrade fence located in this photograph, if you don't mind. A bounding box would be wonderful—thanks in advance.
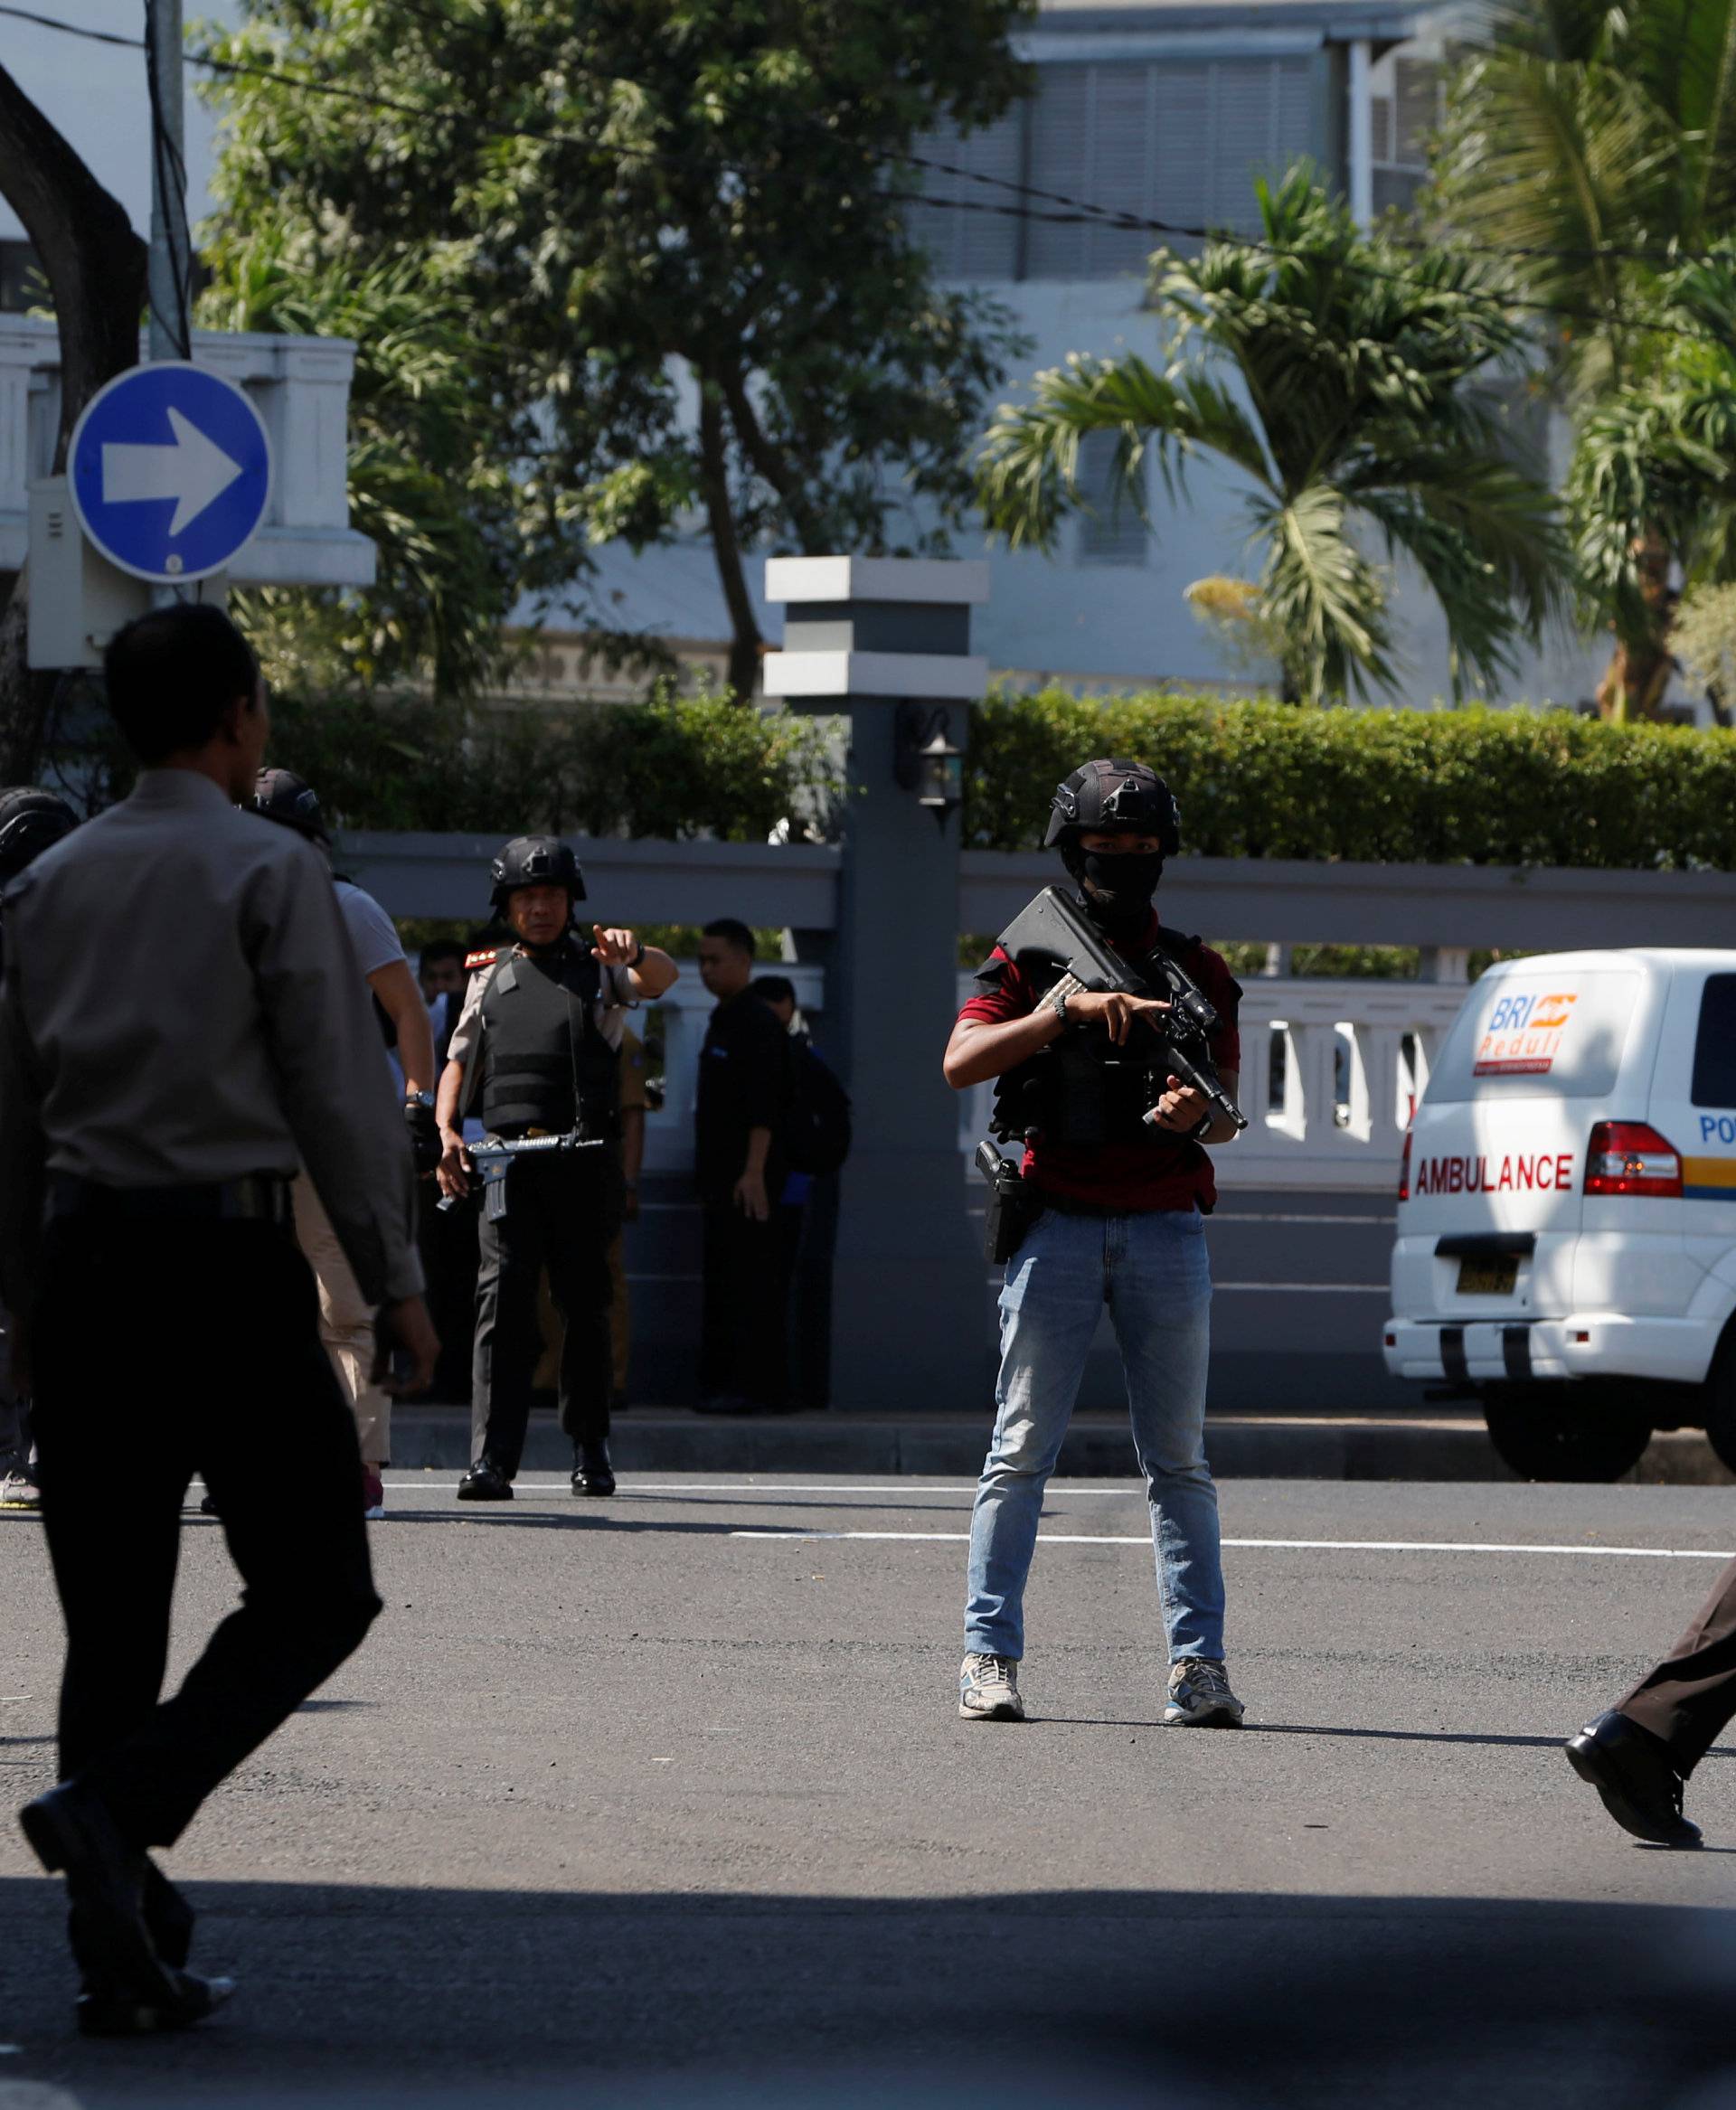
[637,964,1467,1191]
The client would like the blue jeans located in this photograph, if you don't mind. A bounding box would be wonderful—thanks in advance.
[964,1205,1224,1663]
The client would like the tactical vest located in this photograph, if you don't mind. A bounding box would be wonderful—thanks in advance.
[479,942,620,1139]
[987,928,1213,1154]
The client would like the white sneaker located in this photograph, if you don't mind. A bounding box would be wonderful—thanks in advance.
[1165,1656,1244,1727]
[958,1653,1025,1721]
[0,1466,41,1511]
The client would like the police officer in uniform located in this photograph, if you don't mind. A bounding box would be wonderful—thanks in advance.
[942,759,1246,1728]
[436,837,677,1500]
[0,605,436,2033]
[0,788,76,1509]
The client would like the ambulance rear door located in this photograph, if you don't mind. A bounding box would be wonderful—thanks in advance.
[1394,957,1650,1326]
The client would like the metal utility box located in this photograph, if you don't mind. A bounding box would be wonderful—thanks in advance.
[25,477,153,671]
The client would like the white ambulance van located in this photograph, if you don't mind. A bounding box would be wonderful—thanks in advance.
[1384,949,1736,1480]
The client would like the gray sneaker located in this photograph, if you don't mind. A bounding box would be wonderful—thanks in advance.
[958,1653,1025,1721]
[1165,1656,1244,1727]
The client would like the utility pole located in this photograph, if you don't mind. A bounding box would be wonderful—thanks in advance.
[145,0,192,363]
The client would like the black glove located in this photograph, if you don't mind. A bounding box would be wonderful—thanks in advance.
[404,1096,442,1176]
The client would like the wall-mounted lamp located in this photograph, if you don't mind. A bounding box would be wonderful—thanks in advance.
[893,703,964,825]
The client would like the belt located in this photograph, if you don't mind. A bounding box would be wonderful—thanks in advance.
[1037,1188,1199,1220]
[45,1173,295,1228]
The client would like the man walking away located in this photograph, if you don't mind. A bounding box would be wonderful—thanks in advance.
[693,921,794,1415]
[1565,1563,1736,1848]
[0,605,436,2034]
[0,787,76,1510]
[250,770,441,1517]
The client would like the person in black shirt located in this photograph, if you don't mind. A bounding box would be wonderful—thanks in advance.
[693,920,792,1413]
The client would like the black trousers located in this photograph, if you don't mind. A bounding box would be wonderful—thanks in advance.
[31,1217,382,1851]
[470,1152,618,1473]
[1619,1553,1736,1773]
[699,1202,787,1408]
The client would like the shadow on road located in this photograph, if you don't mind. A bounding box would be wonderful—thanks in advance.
[5,1879,1736,2110]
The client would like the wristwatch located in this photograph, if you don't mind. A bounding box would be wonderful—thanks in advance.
[628,939,646,968]
[405,1089,435,1110]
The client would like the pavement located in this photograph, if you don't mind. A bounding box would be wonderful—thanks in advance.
[5,1473,1736,2109]
[390,1403,1736,1484]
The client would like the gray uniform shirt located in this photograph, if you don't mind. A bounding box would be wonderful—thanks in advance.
[0,768,424,1312]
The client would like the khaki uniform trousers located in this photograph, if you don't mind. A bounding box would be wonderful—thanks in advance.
[293,1175,392,1466]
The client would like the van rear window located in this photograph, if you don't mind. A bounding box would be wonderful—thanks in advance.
[1692,975,1736,1107]
[1426,970,1639,1104]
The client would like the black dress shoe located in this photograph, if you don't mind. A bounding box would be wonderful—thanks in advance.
[457,1460,514,1502]
[1565,1709,1703,1847]
[571,1444,616,1497]
[19,1783,212,2019]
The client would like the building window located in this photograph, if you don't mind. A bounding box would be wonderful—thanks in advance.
[902,112,1024,282]
[1075,431,1148,567]
[1369,53,1441,220]
[908,56,1318,284]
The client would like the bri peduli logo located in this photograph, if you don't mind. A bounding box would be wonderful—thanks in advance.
[1473,989,1580,1078]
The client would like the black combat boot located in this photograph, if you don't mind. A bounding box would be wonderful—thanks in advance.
[571,1443,615,1498]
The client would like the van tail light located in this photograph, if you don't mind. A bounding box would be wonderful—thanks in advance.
[1584,1121,1683,1198]
[1398,1127,1412,1202]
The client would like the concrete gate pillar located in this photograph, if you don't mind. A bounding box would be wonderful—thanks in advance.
[764,556,991,1412]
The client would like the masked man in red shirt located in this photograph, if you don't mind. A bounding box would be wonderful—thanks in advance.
[943,759,1245,1729]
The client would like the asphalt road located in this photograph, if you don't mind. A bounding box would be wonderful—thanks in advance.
[5,1472,1736,2110]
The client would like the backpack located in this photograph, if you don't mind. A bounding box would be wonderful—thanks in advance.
[786,1043,852,1177]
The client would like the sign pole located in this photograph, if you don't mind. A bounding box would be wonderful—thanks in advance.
[145,0,191,363]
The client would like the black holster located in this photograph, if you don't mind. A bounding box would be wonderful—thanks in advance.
[976,1144,1043,1266]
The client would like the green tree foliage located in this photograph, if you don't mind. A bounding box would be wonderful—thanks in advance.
[1431,0,1736,717]
[1564,250,1736,720]
[976,175,1565,707]
[201,0,1033,698]
[965,687,1736,868]
[197,231,554,699]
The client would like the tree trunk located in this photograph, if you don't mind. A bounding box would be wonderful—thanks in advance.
[0,63,149,784]
[695,378,763,702]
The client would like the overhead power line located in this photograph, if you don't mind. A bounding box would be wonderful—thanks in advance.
[0,0,1719,351]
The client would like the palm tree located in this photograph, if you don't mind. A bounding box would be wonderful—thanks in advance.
[1430,0,1736,713]
[976,173,1565,705]
[1567,250,1736,719]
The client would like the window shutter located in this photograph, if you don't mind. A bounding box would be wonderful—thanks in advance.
[905,112,1023,281]
[1076,431,1150,567]
[1027,65,1093,278]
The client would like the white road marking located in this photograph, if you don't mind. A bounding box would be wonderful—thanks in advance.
[1214,1283,1389,1294]
[731,1529,1735,1559]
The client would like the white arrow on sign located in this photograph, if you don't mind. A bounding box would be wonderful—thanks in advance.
[101,407,245,538]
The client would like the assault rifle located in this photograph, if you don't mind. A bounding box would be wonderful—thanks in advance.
[995,886,1248,1136]
[438,1127,609,1220]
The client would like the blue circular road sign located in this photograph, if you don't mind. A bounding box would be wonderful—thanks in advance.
[68,363,273,585]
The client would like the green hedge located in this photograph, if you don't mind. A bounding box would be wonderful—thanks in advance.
[965,690,1736,868]
[265,689,837,843]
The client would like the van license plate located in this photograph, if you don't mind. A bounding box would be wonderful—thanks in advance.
[1457,1257,1518,1296]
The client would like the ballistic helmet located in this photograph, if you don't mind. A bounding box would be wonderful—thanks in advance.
[1043,758,1180,859]
[0,787,76,881]
[251,768,330,846]
[488,834,586,915]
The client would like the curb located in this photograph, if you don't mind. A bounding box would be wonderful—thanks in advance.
[386,1408,1736,1486]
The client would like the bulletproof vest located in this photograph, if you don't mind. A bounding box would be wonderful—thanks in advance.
[479,941,620,1138]
[987,928,1208,1154]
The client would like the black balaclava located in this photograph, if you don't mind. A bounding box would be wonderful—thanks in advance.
[1062,843,1165,937]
